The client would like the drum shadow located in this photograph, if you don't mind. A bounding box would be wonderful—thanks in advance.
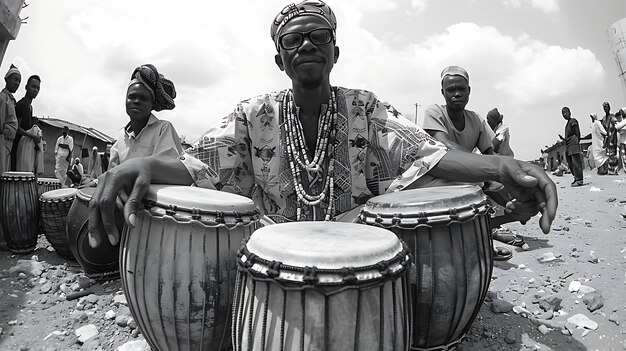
[461,300,589,351]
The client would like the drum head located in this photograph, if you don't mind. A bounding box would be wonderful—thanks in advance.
[364,185,485,214]
[41,188,78,200]
[245,222,403,269]
[144,185,257,213]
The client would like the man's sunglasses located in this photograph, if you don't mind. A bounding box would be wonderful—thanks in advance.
[278,28,334,50]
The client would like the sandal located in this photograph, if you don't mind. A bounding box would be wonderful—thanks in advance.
[492,230,526,247]
[493,246,513,261]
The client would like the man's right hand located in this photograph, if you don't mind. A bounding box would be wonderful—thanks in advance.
[30,134,42,143]
[88,157,153,248]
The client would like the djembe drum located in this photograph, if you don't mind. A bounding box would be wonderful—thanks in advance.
[67,186,123,279]
[39,188,78,259]
[233,221,412,351]
[0,171,39,254]
[358,185,493,351]
[36,177,61,198]
[121,185,260,351]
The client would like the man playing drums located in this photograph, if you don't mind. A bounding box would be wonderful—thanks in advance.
[88,0,556,250]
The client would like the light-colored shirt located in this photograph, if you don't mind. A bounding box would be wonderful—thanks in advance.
[0,88,17,141]
[55,135,74,156]
[179,87,448,223]
[492,123,514,157]
[0,88,18,173]
[109,114,182,170]
[421,104,494,153]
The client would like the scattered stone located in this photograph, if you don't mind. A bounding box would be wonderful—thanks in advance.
[77,276,92,289]
[504,329,517,344]
[75,324,98,343]
[127,318,137,330]
[581,329,590,337]
[567,314,598,330]
[583,291,604,312]
[8,260,44,277]
[569,280,581,292]
[537,252,559,263]
[491,299,514,313]
[578,285,596,294]
[513,305,531,317]
[105,310,117,320]
[539,296,562,312]
[117,339,151,351]
[115,315,130,327]
[113,294,127,305]
[538,324,549,335]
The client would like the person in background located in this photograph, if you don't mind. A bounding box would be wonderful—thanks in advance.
[615,107,626,173]
[486,108,514,157]
[87,145,103,180]
[54,126,74,187]
[101,144,111,172]
[0,64,20,175]
[559,107,584,187]
[108,64,182,170]
[67,157,83,187]
[589,113,608,174]
[12,75,42,172]
[601,102,619,175]
[88,1,557,259]
[422,66,523,258]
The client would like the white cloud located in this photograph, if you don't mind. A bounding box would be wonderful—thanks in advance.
[503,0,560,13]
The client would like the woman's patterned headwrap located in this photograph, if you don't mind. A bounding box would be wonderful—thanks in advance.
[129,64,176,111]
[270,0,336,52]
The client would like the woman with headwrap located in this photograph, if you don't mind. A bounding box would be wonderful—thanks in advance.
[108,64,183,170]
[589,113,608,174]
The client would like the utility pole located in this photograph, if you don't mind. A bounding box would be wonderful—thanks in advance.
[414,102,421,125]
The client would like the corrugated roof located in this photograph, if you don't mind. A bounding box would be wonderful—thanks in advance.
[37,117,115,144]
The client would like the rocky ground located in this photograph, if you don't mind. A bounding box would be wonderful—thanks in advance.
[0,171,625,351]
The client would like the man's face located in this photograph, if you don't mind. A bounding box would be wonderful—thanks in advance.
[25,78,40,99]
[441,75,470,112]
[274,16,339,89]
[5,74,21,94]
[561,107,570,119]
[63,127,68,137]
[603,103,610,113]
[126,83,153,121]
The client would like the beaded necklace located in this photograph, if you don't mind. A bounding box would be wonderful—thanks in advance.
[282,87,338,221]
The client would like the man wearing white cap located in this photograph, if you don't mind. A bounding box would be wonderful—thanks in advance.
[0,64,20,174]
[54,126,74,186]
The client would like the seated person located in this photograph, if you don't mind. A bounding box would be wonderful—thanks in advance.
[421,66,527,258]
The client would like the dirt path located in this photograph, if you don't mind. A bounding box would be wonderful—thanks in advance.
[0,172,625,350]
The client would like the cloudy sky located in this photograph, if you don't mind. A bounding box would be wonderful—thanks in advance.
[3,0,626,160]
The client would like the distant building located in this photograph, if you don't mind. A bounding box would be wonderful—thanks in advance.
[36,117,115,178]
[542,134,593,171]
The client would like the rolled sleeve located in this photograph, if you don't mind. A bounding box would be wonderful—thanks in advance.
[178,151,218,189]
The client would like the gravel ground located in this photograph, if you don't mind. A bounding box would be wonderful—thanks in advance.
[0,171,625,351]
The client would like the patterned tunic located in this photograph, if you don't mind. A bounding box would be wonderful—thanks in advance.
[180,87,448,222]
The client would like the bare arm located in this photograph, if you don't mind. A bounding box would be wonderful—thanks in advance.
[426,149,557,233]
[88,154,193,247]
[427,130,469,152]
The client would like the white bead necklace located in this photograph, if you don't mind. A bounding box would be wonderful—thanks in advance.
[282,87,338,221]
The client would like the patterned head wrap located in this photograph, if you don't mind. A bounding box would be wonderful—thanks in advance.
[589,113,597,121]
[129,64,176,111]
[270,0,337,51]
[441,65,469,84]
[4,63,20,79]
